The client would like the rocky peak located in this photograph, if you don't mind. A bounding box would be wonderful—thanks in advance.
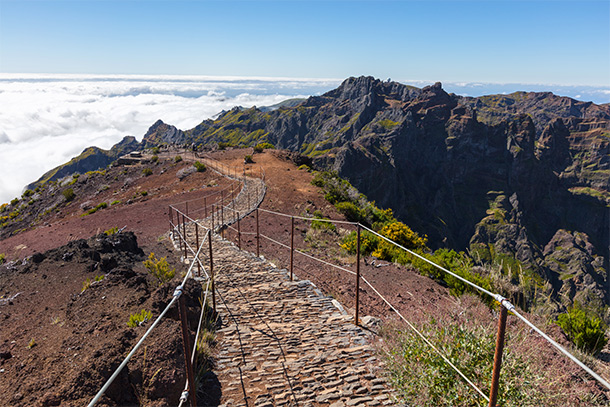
[142,119,184,146]
[325,76,381,101]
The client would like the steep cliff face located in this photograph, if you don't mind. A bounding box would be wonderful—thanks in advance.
[140,76,609,307]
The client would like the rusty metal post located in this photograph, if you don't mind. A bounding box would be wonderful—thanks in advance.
[256,208,260,257]
[182,213,188,260]
[169,206,173,230]
[231,191,236,223]
[195,222,201,277]
[237,212,241,250]
[221,202,224,238]
[208,230,215,312]
[211,204,215,232]
[355,224,361,326]
[186,201,189,217]
[290,216,295,281]
[178,294,197,407]
[488,305,508,407]
[220,191,224,238]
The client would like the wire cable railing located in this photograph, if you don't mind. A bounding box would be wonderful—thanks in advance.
[222,207,610,403]
[90,152,610,406]
[88,227,212,407]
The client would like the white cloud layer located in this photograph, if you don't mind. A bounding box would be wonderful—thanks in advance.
[0,74,608,204]
[0,74,341,204]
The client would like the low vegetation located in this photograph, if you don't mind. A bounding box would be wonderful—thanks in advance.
[127,309,153,328]
[310,210,336,232]
[83,202,108,216]
[104,226,119,235]
[143,253,176,285]
[253,142,275,153]
[193,161,207,172]
[81,275,105,293]
[195,297,218,390]
[381,315,607,407]
[62,188,75,202]
[557,302,608,354]
[142,168,153,177]
[311,170,610,358]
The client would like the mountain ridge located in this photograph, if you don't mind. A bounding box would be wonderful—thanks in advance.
[19,76,610,313]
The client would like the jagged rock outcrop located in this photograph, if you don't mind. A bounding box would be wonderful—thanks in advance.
[142,120,185,146]
[542,229,607,311]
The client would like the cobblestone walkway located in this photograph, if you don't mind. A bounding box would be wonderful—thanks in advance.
[211,237,397,407]
[171,159,398,406]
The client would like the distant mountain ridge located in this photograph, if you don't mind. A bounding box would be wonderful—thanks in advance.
[29,76,610,311]
[141,76,609,311]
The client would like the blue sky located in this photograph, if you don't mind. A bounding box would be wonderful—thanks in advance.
[1,0,609,86]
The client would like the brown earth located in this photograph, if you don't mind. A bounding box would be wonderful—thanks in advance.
[0,149,608,406]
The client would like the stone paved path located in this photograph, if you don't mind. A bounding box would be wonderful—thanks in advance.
[171,158,398,406]
[211,236,397,407]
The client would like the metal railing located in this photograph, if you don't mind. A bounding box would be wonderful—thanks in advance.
[91,152,610,407]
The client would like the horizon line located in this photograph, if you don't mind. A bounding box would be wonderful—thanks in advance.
[1,72,609,90]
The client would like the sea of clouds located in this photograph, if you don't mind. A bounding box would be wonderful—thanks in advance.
[0,73,608,204]
[0,74,341,204]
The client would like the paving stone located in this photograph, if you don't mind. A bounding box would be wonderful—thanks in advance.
[170,169,397,406]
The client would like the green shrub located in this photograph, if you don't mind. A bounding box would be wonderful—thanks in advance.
[141,191,148,197]
[557,302,608,354]
[253,142,275,153]
[193,161,207,172]
[341,229,380,256]
[151,146,160,154]
[10,198,19,206]
[244,155,254,164]
[22,189,34,198]
[111,200,121,206]
[151,155,159,163]
[127,309,153,328]
[174,155,182,163]
[84,202,108,216]
[0,253,5,264]
[142,168,153,176]
[81,275,104,293]
[143,253,175,285]
[372,221,428,260]
[62,188,75,202]
[334,201,365,223]
[104,227,119,235]
[311,210,337,232]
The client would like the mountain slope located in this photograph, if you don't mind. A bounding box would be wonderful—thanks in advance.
[28,136,140,190]
[139,76,609,310]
